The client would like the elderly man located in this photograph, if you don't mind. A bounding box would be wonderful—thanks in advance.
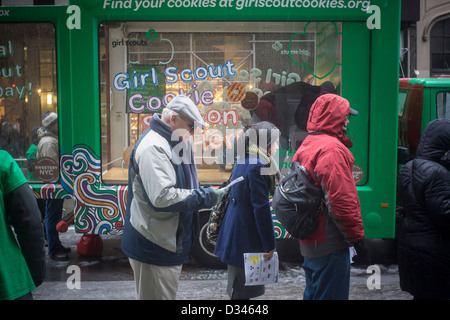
[122,95,223,300]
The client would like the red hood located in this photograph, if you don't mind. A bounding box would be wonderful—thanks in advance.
[307,94,351,136]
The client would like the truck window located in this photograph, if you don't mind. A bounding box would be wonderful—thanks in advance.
[99,21,342,185]
[436,91,450,119]
[0,23,59,183]
[398,91,407,117]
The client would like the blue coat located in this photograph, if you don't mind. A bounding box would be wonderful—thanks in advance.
[214,155,276,268]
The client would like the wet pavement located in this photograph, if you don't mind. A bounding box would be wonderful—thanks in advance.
[32,226,413,301]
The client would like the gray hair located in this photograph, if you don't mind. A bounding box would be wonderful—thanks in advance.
[161,108,180,122]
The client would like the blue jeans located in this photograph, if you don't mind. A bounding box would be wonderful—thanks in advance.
[302,248,350,300]
[44,199,64,255]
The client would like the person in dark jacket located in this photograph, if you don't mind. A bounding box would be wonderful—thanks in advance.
[397,118,450,300]
[0,148,46,300]
[214,121,280,300]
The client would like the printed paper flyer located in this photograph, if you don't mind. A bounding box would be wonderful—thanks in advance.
[244,252,279,286]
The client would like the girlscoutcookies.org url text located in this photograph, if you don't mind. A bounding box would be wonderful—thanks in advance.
[103,0,372,11]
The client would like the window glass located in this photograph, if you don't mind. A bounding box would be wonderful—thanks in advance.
[430,18,450,75]
[0,23,59,182]
[398,91,407,117]
[99,21,342,185]
[436,91,450,119]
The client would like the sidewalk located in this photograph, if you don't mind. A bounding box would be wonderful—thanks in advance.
[32,227,412,300]
[33,265,413,300]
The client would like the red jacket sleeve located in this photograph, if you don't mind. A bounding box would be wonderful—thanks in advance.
[314,146,364,243]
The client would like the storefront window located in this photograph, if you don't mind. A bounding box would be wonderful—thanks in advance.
[0,23,58,182]
[99,21,342,185]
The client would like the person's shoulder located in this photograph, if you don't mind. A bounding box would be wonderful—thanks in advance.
[0,149,15,166]
[0,150,27,192]
[418,159,449,181]
[136,130,171,159]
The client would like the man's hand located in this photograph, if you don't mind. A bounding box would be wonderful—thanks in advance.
[353,239,369,264]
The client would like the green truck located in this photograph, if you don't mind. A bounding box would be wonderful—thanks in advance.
[398,76,450,168]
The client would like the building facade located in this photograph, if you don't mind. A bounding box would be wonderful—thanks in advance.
[401,0,450,77]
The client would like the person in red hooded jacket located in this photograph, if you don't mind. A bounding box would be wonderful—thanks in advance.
[291,93,365,300]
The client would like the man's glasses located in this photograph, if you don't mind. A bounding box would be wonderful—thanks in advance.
[179,115,195,134]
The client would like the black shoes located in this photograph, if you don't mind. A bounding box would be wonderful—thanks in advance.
[49,245,71,261]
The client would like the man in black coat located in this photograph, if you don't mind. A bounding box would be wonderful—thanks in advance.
[397,119,450,300]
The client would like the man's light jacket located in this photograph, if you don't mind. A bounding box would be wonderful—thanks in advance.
[121,114,216,266]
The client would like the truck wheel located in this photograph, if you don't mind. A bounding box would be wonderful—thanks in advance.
[190,209,226,269]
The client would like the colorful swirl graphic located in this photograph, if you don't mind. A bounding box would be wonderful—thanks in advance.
[60,154,73,194]
[30,145,128,235]
[72,145,126,235]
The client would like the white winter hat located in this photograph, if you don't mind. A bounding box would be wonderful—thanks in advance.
[42,111,58,128]
[166,95,205,129]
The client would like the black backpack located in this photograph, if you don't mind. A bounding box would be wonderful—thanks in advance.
[272,161,323,239]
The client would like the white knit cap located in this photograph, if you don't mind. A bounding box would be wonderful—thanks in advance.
[42,112,58,128]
